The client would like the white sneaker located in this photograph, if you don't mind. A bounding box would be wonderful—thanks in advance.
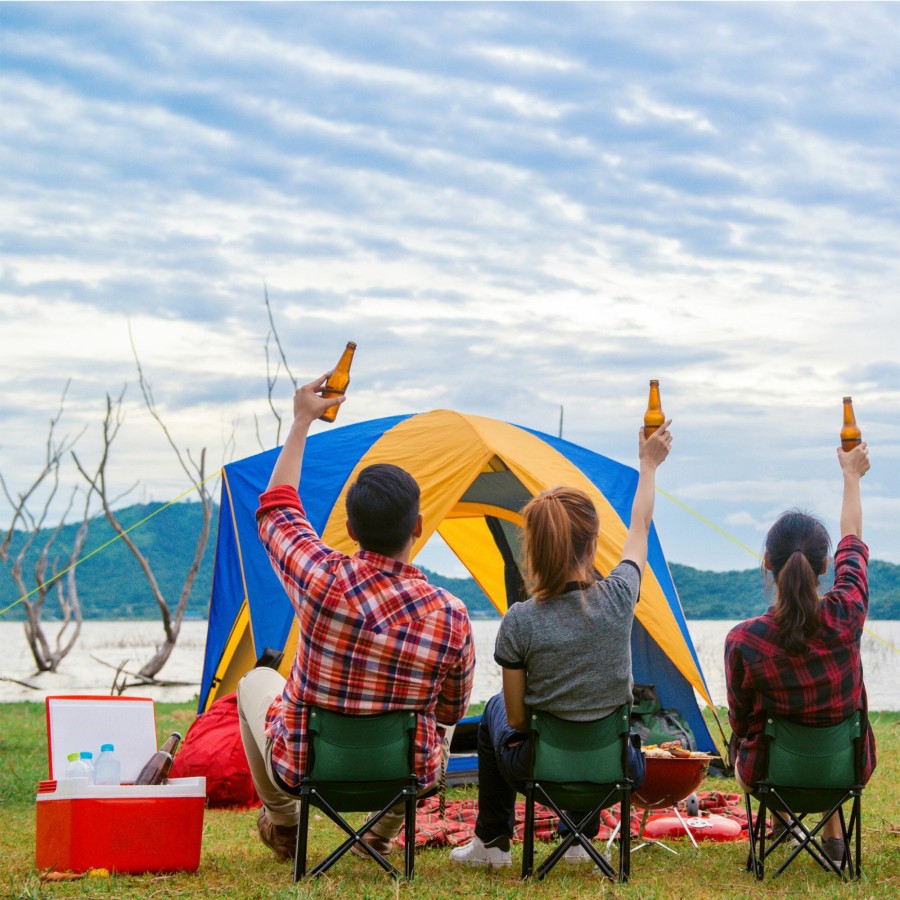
[450,836,512,868]
[564,842,593,865]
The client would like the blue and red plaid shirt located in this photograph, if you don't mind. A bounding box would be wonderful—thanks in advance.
[724,534,876,788]
[257,485,475,790]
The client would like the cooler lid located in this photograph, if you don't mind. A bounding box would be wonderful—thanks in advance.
[46,696,158,782]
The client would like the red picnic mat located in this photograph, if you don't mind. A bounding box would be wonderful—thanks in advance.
[401,790,754,848]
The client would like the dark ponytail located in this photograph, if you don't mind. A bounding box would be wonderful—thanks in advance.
[764,510,831,655]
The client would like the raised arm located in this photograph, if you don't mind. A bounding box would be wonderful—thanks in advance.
[837,442,870,539]
[267,373,345,491]
[621,420,672,575]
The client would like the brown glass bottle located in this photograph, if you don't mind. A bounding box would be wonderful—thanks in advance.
[319,341,357,423]
[840,396,861,451]
[644,379,665,437]
[133,732,182,785]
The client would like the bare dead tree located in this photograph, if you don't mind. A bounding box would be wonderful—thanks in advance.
[255,282,298,450]
[0,384,92,672]
[74,346,214,681]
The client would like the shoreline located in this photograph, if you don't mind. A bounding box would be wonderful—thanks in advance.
[2,619,898,711]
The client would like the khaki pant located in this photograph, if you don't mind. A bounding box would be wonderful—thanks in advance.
[237,668,453,840]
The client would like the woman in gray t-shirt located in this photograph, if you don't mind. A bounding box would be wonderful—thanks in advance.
[450,422,672,868]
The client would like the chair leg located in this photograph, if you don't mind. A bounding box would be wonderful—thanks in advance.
[836,795,863,882]
[522,784,535,880]
[405,786,416,881]
[294,794,311,881]
[620,792,631,883]
[747,793,766,880]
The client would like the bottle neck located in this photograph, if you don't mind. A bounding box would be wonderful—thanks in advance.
[843,403,856,426]
[336,346,355,371]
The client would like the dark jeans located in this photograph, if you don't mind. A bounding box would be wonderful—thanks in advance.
[474,692,646,845]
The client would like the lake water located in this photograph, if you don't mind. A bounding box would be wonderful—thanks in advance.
[1,619,898,711]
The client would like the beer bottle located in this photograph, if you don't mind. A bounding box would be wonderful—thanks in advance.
[840,396,861,451]
[133,732,182,786]
[319,341,357,423]
[644,379,665,437]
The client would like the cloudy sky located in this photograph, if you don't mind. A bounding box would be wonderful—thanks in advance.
[1,1,898,577]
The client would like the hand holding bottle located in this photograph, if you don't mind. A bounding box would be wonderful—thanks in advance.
[293,374,346,424]
[639,419,673,470]
[838,441,870,479]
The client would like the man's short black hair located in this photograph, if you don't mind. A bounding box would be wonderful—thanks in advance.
[346,463,420,558]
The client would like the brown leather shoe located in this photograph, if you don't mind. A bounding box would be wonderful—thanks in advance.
[256,809,297,862]
[349,830,395,859]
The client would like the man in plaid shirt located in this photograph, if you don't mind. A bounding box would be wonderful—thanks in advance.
[238,374,475,862]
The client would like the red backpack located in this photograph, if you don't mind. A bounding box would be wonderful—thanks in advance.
[169,692,261,809]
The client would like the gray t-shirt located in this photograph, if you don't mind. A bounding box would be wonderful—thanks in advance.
[493,561,641,722]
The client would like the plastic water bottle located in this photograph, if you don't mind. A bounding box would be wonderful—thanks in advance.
[80,750,94,780]
[94,743,122,786]
[65,751,93,778]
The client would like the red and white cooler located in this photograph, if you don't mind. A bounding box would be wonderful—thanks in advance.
[35,696,206,874]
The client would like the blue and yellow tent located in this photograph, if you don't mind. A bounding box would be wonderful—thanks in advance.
[198,410,718,753]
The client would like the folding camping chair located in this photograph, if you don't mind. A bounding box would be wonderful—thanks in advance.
[521,705,634,882]
[744,710,864,881]
[293,707,420,881]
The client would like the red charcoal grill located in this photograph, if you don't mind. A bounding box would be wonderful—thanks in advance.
[629,755,713,853]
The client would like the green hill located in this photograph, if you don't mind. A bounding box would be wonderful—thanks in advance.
[1,502,216,621]
[3,502,899,620]
[670,559,900,620]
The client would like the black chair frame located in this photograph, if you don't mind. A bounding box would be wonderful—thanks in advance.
[746,784,861,881]
[744,710,864,882]
[521,706,634,883]
[523,779,630,881]
[291,707,420,881]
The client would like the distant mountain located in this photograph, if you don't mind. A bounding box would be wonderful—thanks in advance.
[1,502,216,621]
[670,560,900,620]
[3,502,898,620]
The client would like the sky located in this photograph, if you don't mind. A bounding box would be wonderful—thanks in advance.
[1,1,898,578]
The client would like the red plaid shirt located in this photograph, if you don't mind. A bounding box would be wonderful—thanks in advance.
[724,535,875,788]
[257,485,475,789]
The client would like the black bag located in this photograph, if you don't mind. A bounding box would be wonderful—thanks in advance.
[630,684,697,750]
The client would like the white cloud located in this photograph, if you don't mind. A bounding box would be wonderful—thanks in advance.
[616,87,718,134]
[467,43,580,73]
[1,2,898,571]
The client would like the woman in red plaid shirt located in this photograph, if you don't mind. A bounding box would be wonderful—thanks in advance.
[724,441,874,862]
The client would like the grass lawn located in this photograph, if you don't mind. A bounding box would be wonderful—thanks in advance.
[1,703,897,899]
